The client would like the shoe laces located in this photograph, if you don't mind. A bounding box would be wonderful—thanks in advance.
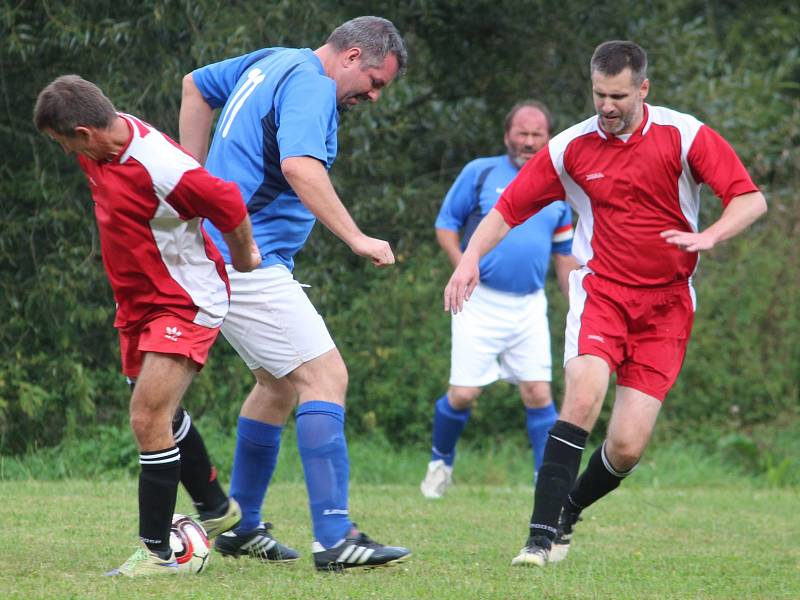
[121,547,152,569]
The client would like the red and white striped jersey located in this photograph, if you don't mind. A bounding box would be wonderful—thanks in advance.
[77,113,247,329]
[496,104,759,287]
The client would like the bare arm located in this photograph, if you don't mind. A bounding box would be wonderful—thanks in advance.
[553,253,579,299]
[221,215,261,272]
[661,191,767,252]
[281,156,394,266]
[179,73,215,164]
[436,228,462,268]
[443,209,511,313]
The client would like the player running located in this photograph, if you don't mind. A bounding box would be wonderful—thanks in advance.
[444,40,767,568]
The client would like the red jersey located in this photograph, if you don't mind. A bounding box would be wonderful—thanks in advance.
[496,104,759,287]
[77,113,247,329]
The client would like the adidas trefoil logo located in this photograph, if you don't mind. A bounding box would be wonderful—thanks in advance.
[165,326,182,342]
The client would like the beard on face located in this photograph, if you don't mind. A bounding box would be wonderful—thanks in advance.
[509,144,536,168]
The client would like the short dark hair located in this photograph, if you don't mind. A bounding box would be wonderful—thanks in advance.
[327,16,408,74]
[33,75,116,135]
[590,40,648,85]
[504,100,552,134]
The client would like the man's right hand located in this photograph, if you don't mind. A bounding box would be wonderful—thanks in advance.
[230,240,262,273]
[444,252,479,313]
[349,234,395,267]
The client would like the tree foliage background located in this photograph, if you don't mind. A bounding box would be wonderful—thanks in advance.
[1,0,798,454]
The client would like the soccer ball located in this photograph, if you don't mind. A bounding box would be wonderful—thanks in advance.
[170,514,211,574]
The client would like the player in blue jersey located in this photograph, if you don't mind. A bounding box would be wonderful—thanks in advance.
[179,16,411,571]
[420,101,579,499]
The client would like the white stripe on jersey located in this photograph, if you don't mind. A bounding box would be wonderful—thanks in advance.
[647,105,703,234]
[220,68,266,138]
[119,114,230,328]
[547,117,599,269]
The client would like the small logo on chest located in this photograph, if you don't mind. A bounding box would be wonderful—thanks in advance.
[585,172,605,181]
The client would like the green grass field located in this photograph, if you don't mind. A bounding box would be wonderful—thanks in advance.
[1,477,797,600]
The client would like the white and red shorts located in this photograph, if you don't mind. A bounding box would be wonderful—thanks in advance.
[564,268,695,401]
[118,313,221,378]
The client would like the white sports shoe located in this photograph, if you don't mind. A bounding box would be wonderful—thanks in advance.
[420,459,453,499]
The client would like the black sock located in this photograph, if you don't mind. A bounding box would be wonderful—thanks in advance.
[139,446,180,554]
[172,406,227,513]
[529,420,589,543]
[567,441,635,512]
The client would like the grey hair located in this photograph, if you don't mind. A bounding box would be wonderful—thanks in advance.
[34,74,116,135]
[590,40,648,85]
[326,16,407,74]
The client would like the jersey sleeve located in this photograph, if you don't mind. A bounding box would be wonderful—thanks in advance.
[435,163,479,231]
[686,125,759,207]
[192,48,275,109]
[274,68,337,165]
[551,203,574,255]
[167,168,248,233]
[495,145,566,226]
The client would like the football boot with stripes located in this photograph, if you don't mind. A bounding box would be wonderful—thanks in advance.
[105,545,179,577]
[215,522,300,563]
[511,535,551,568]
[313,530,411,572]
[550,507,582,563]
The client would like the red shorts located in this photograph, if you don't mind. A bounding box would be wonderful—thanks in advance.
[118,314,221,378]
[564,270,695,401]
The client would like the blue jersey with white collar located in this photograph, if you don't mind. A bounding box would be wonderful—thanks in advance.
[436,155,573,295]
[192,47,338,271]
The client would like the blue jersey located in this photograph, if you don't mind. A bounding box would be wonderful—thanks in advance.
[435,155,574,295]
[192,47,338,271]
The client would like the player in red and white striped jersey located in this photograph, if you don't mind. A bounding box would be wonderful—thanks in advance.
[443,41,767,568]
[34,75,261,577]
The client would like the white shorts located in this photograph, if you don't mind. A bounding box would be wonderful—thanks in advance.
[450,283,552,387]
[221,264,335,378]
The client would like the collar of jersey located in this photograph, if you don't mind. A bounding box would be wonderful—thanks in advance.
[300,48,326,76]
[596,103,651,145]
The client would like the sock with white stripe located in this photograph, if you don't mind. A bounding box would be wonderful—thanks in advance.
[430,395,471,466]
[565,440,636,513]
[296,401,352,549]
[229,416,283,534]
[525,403,558,475]
[138,446,180,554]
[529,420,588,542]
[172,407,227,513]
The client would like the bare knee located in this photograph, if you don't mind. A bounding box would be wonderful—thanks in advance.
[447,386,481,410]
[604,438,643,471]
[519,381,552,409]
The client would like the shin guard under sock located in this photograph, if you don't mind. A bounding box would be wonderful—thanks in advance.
[138,446,180,554]
[172,407,227,513]
[566,440,636,513]
[529,420,588,542]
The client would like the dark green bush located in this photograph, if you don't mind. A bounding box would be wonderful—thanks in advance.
[1,0,797,454]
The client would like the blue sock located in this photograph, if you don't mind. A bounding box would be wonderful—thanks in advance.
[229,416,283,534]
[526,403,558,475]
[430,395,471,466]
[296,401,352,548]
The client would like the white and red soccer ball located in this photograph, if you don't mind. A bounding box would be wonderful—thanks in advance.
[170,514,210,574]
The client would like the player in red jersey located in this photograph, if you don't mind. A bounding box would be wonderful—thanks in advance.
[443,41,767,567]
[33,75,261,577]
